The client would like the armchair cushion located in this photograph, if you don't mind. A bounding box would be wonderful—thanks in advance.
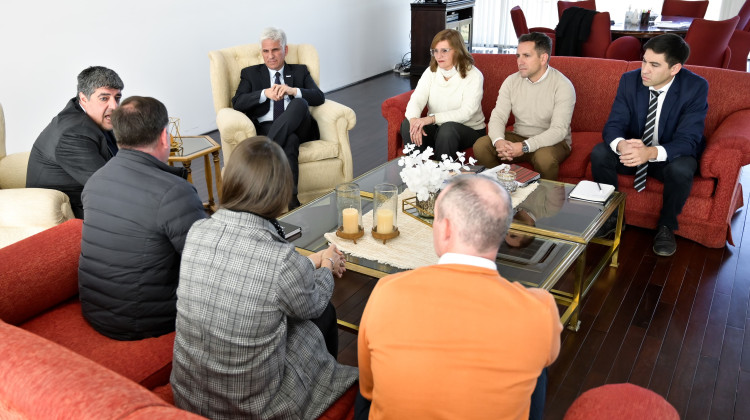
[0,151,29,189]
[300,140,340,163]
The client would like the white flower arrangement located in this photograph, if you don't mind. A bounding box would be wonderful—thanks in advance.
[397,144,477,201]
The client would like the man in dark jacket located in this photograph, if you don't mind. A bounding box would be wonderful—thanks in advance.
[231,27,324,209]
[78,96,206,341]
[27,66,123,218]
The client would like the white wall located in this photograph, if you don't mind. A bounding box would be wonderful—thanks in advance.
[0,0,411,154]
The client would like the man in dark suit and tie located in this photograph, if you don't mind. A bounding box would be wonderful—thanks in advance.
[232,27,325,209]
[591,34,708,256]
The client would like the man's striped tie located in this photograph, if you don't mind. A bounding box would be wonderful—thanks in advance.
[273,71,284,120]
[634,90,661,192]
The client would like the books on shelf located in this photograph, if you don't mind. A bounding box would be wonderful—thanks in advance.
[569,181,615,203]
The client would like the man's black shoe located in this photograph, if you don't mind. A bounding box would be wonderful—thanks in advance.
[595,213,624,238]
[653,225,677,256]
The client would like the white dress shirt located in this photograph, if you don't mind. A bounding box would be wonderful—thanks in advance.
[610,76,675,162]
[438,252,497,270]
[257,65,303,123]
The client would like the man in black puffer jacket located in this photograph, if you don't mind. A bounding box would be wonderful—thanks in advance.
[78,96,206,340]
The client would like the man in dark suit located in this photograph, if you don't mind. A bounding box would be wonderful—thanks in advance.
[27,66,123,218]
[232,27,325,209]
[591,34,708,256]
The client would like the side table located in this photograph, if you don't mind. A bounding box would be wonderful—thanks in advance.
[168,135,222,213]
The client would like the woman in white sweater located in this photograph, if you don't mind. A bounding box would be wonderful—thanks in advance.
[401,29,485,159]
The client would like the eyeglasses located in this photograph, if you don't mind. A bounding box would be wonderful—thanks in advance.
[429,48,452,56]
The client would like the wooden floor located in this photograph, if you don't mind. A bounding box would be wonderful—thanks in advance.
[198,71,750,419]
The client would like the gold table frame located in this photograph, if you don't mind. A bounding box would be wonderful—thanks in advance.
[168,135,223,213]
[508,180,625,331]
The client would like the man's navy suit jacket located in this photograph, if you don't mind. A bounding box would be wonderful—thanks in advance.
[602,68,709,162]
[231,63,324,132]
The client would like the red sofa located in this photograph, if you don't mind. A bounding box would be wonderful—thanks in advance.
[0,320,205,419]
[383,54,750,248]
[0,220,356,419]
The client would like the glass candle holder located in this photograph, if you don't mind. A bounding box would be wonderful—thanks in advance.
[497,170,518,193]
[335,182,363,241]
[373,183,399,233]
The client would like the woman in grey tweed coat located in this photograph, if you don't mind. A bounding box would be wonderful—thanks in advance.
[171,137,358,419]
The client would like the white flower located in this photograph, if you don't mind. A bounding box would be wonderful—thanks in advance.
[398,145,474,201]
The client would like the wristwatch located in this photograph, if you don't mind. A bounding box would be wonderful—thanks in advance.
[522,141,530,154]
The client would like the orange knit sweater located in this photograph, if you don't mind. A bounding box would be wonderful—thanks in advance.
[358,264,562,419]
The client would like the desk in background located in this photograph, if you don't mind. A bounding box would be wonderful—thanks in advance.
[611,15,694,39]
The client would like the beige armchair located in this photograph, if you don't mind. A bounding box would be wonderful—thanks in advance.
[0,103,74,248]
[208,43,356,204]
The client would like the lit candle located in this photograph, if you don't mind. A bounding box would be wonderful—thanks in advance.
[376,208,394,234]
[342,207,359,234]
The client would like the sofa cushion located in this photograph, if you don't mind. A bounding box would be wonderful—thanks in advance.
[317,383,357,420]
[21,299,175,389]
[0,320,183,419]
[0,219,82,325]
[299,139,339,163]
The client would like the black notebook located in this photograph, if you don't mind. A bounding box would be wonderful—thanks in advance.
[278,221,302,240]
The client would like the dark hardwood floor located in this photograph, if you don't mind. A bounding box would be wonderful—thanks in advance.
[196,71,750,419]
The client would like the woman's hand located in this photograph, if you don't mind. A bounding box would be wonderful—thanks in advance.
[322,244,346,278]
[408,116,435,146]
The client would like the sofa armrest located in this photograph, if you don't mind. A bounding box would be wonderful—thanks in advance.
[215,107,257,165]
[0,151,30,189]
[382,90,414,160]
[0,219,82,325]
[0,188,74,227]
[701,109,750,179]
[0,321,203,419]
[310,99,356,182]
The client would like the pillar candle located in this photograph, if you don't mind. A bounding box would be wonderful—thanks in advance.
[342,207,359,234]
[376,208,394,234]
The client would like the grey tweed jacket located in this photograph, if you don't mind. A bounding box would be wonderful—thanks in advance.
[171,209,357,419]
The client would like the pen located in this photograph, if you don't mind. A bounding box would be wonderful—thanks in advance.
[597,182,602,190]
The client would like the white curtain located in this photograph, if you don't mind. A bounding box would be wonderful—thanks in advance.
[471,0,736,51]
[472,0,560,49]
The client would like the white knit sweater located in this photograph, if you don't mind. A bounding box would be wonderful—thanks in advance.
[404,66,486,130]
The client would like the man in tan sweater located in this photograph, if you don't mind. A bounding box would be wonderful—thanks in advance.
[473,32,576,180]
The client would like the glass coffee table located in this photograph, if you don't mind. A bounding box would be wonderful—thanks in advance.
[280,159,624,331]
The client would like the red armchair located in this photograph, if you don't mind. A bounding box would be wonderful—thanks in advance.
[685,16,740,68]
[728,0,750,72]
[558,0,596,19]
[661,0,709,18]
[382,54,750,248]
[510,5,557,51]
[582,12,642,61]
[729,30,750,71]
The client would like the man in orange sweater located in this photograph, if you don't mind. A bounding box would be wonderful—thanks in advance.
[357,175,562,419]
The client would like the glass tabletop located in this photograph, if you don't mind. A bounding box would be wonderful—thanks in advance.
[338,159,622,243]
[280,159,586,290]
[170,136,217,158]
[509,179,624,243]
[280,189,583,288]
